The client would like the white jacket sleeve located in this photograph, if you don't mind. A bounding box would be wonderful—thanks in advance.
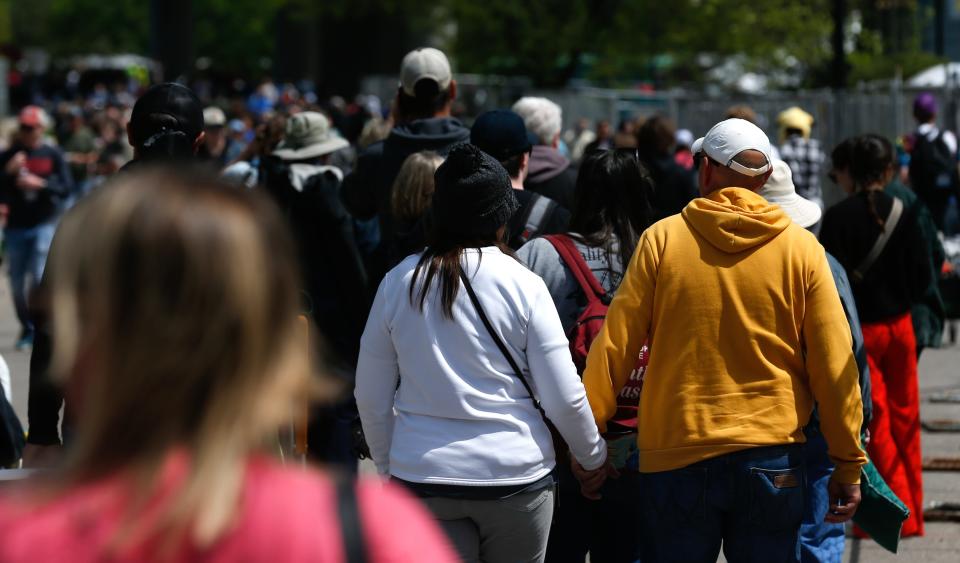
[526,286,607,470]
[354,278,400,476]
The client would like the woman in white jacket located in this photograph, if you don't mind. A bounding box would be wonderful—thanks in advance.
[355,144,608,563]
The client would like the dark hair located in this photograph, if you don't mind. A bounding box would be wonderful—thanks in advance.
[914,106,935,123]
[569,149,656,269]
[408,220,512,319]
[395,80,451,123]
[862,133,895,170]
[500,153,524,177]
[850,134,892,228]
[636,115,677,157]
[831,137,856,171]
[725,104,758,124]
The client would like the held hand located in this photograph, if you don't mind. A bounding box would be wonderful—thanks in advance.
[825,480,861,524]
[16,173,46,191]
[4,152,26,175]
[570,455,620,500]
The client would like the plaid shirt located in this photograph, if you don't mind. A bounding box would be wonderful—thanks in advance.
[780,135,825,202]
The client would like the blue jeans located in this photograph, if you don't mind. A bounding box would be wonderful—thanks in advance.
[5,223,56,332]
[799,428,844,563]
[638,444,806,563]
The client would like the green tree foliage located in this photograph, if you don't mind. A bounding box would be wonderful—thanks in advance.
[444,0,835,87]
[193,0,281,74]
[42,0,147,55]
[4,0,948,89]
[848,0,944,84]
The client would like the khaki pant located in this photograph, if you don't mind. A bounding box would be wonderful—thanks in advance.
[422,487,555,563]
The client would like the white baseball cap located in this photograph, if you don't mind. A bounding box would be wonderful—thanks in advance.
[758,160,822,228]
[400,48,452,97]
[203,106,227,128]
[691,118,773,177]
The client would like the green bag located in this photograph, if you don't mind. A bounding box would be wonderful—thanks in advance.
[852,457,910,554]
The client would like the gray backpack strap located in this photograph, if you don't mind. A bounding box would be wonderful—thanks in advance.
[519,194,556,244]
[852,196,904,282]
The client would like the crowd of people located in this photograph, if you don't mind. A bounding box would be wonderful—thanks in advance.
[0,45,954,563]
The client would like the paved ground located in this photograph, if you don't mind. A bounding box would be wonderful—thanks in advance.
[0,275,957,561]
[840,326,960,563]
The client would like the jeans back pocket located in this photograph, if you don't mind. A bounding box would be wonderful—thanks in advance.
[747,466,805,532]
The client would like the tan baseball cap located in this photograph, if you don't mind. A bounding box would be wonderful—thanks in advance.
[400,48,452,97]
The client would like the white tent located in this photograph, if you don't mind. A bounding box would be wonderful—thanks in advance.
[907,63,960,88]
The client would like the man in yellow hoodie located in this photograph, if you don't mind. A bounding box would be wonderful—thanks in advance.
[581,118,866,562]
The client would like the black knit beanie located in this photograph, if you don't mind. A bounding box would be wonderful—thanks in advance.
[432,143,519,238]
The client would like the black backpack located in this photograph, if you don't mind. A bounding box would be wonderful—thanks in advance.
[909,131,960,199]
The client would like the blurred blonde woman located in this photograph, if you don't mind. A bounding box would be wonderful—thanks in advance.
[389,150,443,265]
[0,169,456,562]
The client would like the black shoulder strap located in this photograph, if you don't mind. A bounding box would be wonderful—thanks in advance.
[336,477,368,563]
[457,266,547,419]
[852,196,904,282]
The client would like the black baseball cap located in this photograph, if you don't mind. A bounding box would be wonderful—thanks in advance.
[470,110,533,162]
[129,83,204,148]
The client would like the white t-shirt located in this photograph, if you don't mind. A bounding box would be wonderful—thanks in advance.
[355,247,606,486]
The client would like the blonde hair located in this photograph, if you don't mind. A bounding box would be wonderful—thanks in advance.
[48,168,318,549]
[391,151,443,225]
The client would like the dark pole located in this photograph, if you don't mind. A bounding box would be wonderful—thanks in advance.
[832,0,847,90]
[150,0,194,81]
[935,0,946,56]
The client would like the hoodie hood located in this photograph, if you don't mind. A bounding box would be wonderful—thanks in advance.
[682,187,791,253]
[388,117,470,152]
[527,145,571,183]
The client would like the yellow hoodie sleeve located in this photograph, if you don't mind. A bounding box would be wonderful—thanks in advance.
[583,233,658,432]
[803,248,867,484]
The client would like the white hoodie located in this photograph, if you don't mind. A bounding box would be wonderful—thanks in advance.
[356,247,606,486]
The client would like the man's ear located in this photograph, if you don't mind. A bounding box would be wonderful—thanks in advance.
[193,131,206,154]
[760,168,773,185]
[126,122,135,149]
[447,80,457,103]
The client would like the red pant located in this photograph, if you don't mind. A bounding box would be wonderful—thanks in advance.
[862,312,924,537]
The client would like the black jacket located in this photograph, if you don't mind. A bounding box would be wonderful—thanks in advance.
[820,190,931,324]
[341,117,470,242]
[640,153,699,221]
[0,143,74,228]
[507,191,570,250]
[261,157,369,369]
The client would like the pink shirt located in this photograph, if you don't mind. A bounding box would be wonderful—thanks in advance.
[0,456,457,562]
